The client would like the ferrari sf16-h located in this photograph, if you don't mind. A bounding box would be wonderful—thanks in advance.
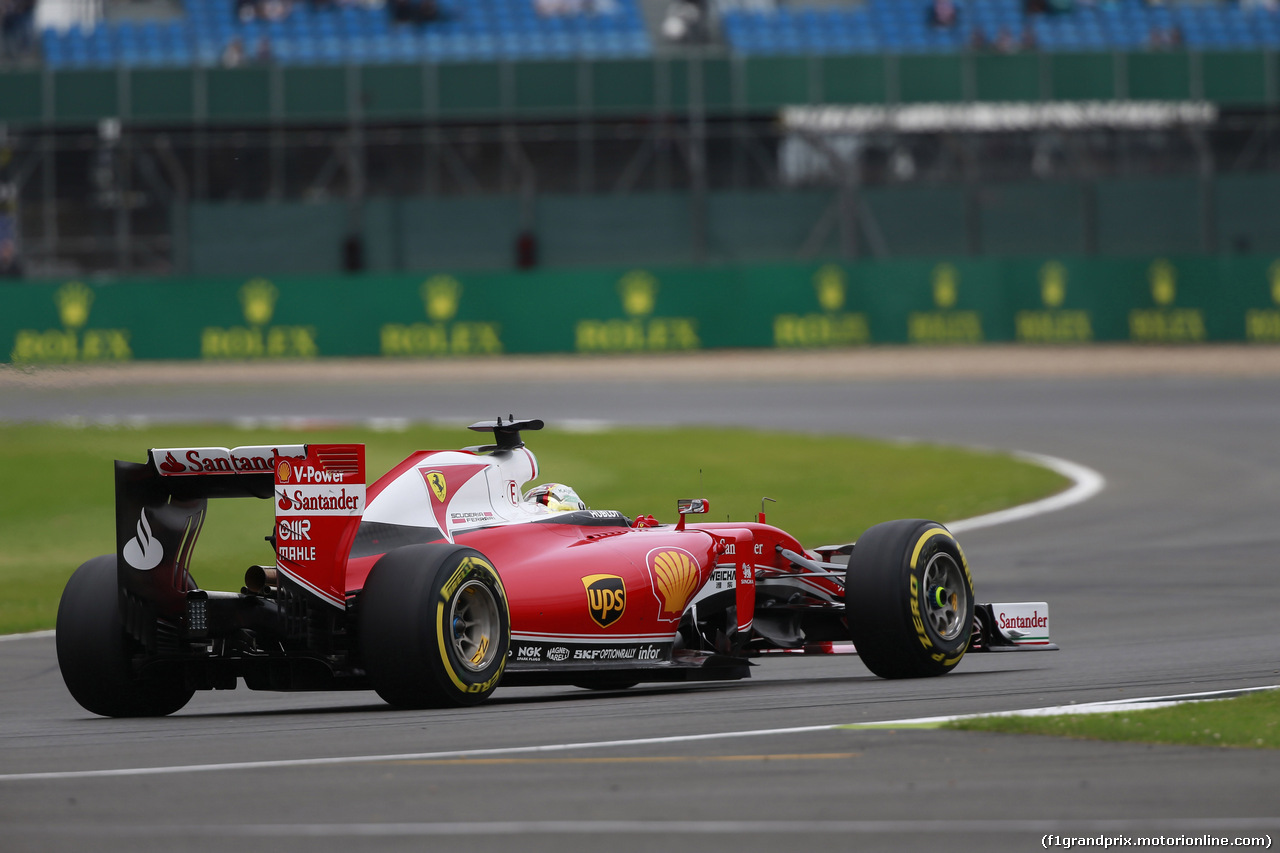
[57,418,1055,716]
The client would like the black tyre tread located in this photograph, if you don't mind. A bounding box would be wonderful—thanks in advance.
[359,544,509,709]
[56,555,195,717]
[845,519,973,679]
[357,549,437,708]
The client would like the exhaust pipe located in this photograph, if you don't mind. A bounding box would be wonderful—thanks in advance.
[244,565,278,594]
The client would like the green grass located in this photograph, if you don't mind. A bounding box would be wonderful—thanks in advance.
[946,690,1280,750]
[0,422,1067,635]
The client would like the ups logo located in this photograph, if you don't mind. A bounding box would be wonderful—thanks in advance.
[583,574,626,628]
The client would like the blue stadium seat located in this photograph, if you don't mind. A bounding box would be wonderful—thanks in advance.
[40,0,1273,68]
[387,32,416,61]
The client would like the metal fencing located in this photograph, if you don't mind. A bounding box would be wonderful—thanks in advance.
[0,52,1278,276]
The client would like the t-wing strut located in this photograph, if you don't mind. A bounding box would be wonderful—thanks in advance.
[468,416,544,452]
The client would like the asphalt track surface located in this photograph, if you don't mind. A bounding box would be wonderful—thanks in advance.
[2,349,1279,853]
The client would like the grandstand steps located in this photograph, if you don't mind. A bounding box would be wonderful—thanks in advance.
[636,0,670,42]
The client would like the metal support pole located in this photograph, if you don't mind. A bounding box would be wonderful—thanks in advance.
[688,56,707,263]
[116,127,131,272]
[1195,126,1215,253]
[577,59,593,194]
[347,64,366,262]
[41,68,57,269]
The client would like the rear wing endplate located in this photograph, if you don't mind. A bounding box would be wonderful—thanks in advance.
[115,444,363,629]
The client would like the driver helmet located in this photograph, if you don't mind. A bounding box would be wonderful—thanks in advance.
[524,483,585,512]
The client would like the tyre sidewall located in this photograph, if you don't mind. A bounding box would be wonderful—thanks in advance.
[846,520,974,678]
[904,526,973,664]
[360,545,510,708]
[421,550,509,703]
[56,554,195,717]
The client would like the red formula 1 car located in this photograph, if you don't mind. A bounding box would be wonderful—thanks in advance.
[57,418,1055,716]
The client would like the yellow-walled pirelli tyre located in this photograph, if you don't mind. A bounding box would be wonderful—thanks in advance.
[56,554,196,717]
[845,520,974,679]
[358,544,510,709]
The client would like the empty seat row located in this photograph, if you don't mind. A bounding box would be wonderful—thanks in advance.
[723,0,1280,54]
[40,0,651,67]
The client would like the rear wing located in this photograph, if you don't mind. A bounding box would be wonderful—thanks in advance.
[115,444,365,634]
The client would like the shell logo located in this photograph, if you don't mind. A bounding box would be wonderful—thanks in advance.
[649,548,700,616]
[277,460,292,483]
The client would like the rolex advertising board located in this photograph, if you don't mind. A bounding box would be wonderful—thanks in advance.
[4,256,1279,364]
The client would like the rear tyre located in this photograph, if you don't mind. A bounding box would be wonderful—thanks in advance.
[844,520,974,679]
[359,545,510,709]
[56,555,195,717]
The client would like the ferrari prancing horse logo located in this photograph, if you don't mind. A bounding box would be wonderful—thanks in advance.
[425,471,447,503]
[583,574,626,628]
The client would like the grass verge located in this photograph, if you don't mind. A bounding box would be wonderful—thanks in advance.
[0,421,1067,635]
[946,690,1280,749]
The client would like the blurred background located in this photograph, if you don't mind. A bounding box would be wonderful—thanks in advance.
[0,0,1277,280]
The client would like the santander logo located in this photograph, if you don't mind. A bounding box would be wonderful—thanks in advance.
[998,610,1048,630]
[158,452,186,474]
[122,509,164,571]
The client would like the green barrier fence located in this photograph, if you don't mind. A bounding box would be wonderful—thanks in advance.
[5,254,1280,365]
[2,51,1277,128]
[177,176,1280,276]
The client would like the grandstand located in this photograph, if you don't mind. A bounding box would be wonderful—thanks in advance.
[36,0,653,68]
[722,0,1280,54]
[1,0,1278,279]
[23,0,1280,70]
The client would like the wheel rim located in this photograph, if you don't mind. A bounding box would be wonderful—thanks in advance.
[921,551,968,643]
[449,580,501,672]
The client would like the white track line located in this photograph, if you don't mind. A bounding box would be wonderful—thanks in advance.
[3,686,1276,783]
[0,724,846,782]
[10,818,1280,837]
[0,629,54,642]
[947,451,1106,533]
[846,685,1280,728]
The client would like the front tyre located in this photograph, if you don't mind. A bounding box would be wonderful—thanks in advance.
[56,555,195,717]
[844,520,974,679]
[359,545,510,709]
